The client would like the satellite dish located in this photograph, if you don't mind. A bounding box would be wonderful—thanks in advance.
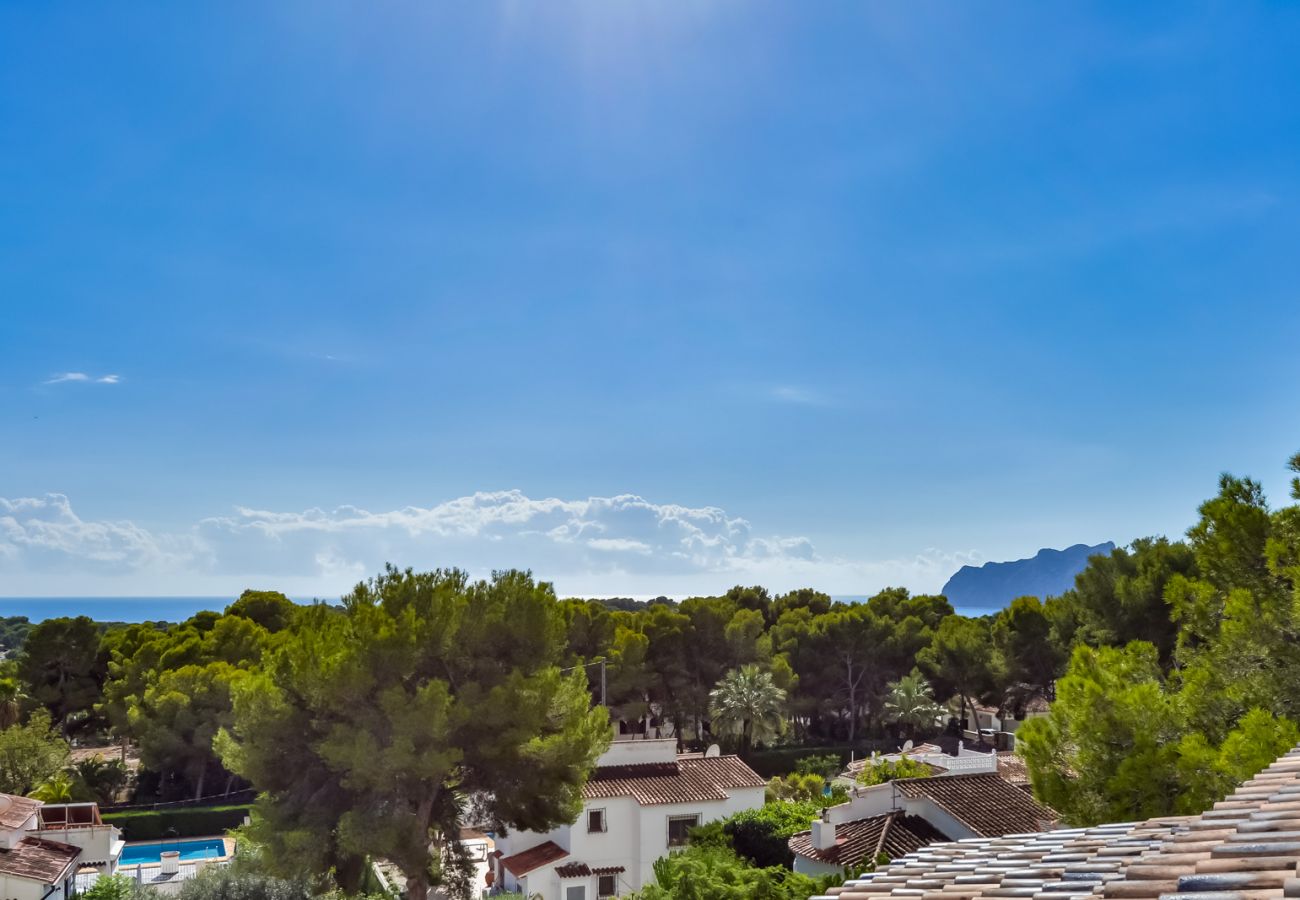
[902,740,914,752]
[705,744,721,758]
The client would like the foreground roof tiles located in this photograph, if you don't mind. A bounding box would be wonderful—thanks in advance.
[892,773,1059,836]
[0,837,81,883]
[583,755,765,806]
[499,840,568,877]
[790,812,949,868]
[814,745,1300,900]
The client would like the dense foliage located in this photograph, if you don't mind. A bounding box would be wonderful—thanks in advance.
[217,566,610,900]
[1019,454,1300,824]
[631,845,842,900]
[854,756,935,786]
[0,449,1297,894]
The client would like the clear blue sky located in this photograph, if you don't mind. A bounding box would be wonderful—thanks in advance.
[2,2,1298,599]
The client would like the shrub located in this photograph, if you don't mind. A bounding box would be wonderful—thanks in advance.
[103,804,251,840]
[854,756,934,786]
[174,870,315,900]
[634,845,843,899]
[766,772,848,806]
[793,753,842,779]
[722,801,822,868]
[80,875,155,900]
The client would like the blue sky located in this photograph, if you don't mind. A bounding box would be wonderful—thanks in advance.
[2,2,1299,599]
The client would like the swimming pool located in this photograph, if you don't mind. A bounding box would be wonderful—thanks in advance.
[120,838,228,866]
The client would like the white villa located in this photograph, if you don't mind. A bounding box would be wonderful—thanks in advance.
[792,753,1056,877]
[492,738,766,900]
[0,795,123,900]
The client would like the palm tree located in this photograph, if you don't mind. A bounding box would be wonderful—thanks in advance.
[29,770,76,803]
[709,665,786,754]
[0,675,25,729]
[883,670,946,739]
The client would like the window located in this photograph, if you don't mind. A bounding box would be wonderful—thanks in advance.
[598,874,617,897]
[587,808,606,833]
[565,887,587,900]
[666,814,700,847]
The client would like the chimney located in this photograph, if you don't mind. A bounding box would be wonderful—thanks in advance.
[811,820,837,851]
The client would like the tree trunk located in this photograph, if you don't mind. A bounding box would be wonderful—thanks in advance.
[846,658,857,743]
[406,875,429,900]
[193,765,206,801]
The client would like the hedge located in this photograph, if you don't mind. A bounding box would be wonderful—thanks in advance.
[742,742,895,778]
[102,804,252,841]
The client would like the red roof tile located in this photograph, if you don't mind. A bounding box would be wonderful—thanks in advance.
[499,841,568,877]
[0,837,81,883]
[892,772,1057,836]
[583,755,764,806]
[789,812,949,867]
[996,751,1030,787]
[0,794,41,831]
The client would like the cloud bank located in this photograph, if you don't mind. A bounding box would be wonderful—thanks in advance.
[43,372,121,385]
[0,490,979,598]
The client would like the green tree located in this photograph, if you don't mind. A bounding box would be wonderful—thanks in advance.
[225,591,298,633]
[1055,539,1196,667]
[218,566,610,900]
[0,663,26,729]
[74,755,130,805]
[918,617,996,730]
[632,845,841,900]
[815,606,890,742]
[709,665,786,754]
[1017,642,1300,824]
[882,670,945,738]
[18,616,104,736]
[991,597,1067,712]
[0,710,70,794]
[131,663,246,800]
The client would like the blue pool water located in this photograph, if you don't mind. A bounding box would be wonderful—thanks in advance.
[121,839,228,866]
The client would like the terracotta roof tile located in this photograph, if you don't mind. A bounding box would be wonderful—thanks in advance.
[998,753,1031,788]
[499,841,568,877]
[791,813,950,868]
[583,754,764,806]
[813,746,1300,900]
[0,837,81,883]
[893,774,1058,837]
[0,794,41,830]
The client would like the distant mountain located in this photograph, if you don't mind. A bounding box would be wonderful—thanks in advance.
[941,542,1115,611]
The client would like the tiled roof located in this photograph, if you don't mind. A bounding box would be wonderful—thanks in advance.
[816,744,1300,900]
[816,817,1189,900]
[499,840,568,877]
[554,862,626,878]
[893,772,1058,836]
[790,812,950,868]
[997,751,1031,787]
[0,794,42,830]
[0,837,82,883]
[583,755,765,806]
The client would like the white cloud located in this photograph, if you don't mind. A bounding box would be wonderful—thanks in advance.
[43,372,121,385]
[0,490,979,598]
[0,494,196,570]
[769,385,829,406]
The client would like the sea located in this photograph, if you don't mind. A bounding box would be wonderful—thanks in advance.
[0,595,996,624]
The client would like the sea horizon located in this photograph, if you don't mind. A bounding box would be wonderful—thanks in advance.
[0,595,1000,623]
